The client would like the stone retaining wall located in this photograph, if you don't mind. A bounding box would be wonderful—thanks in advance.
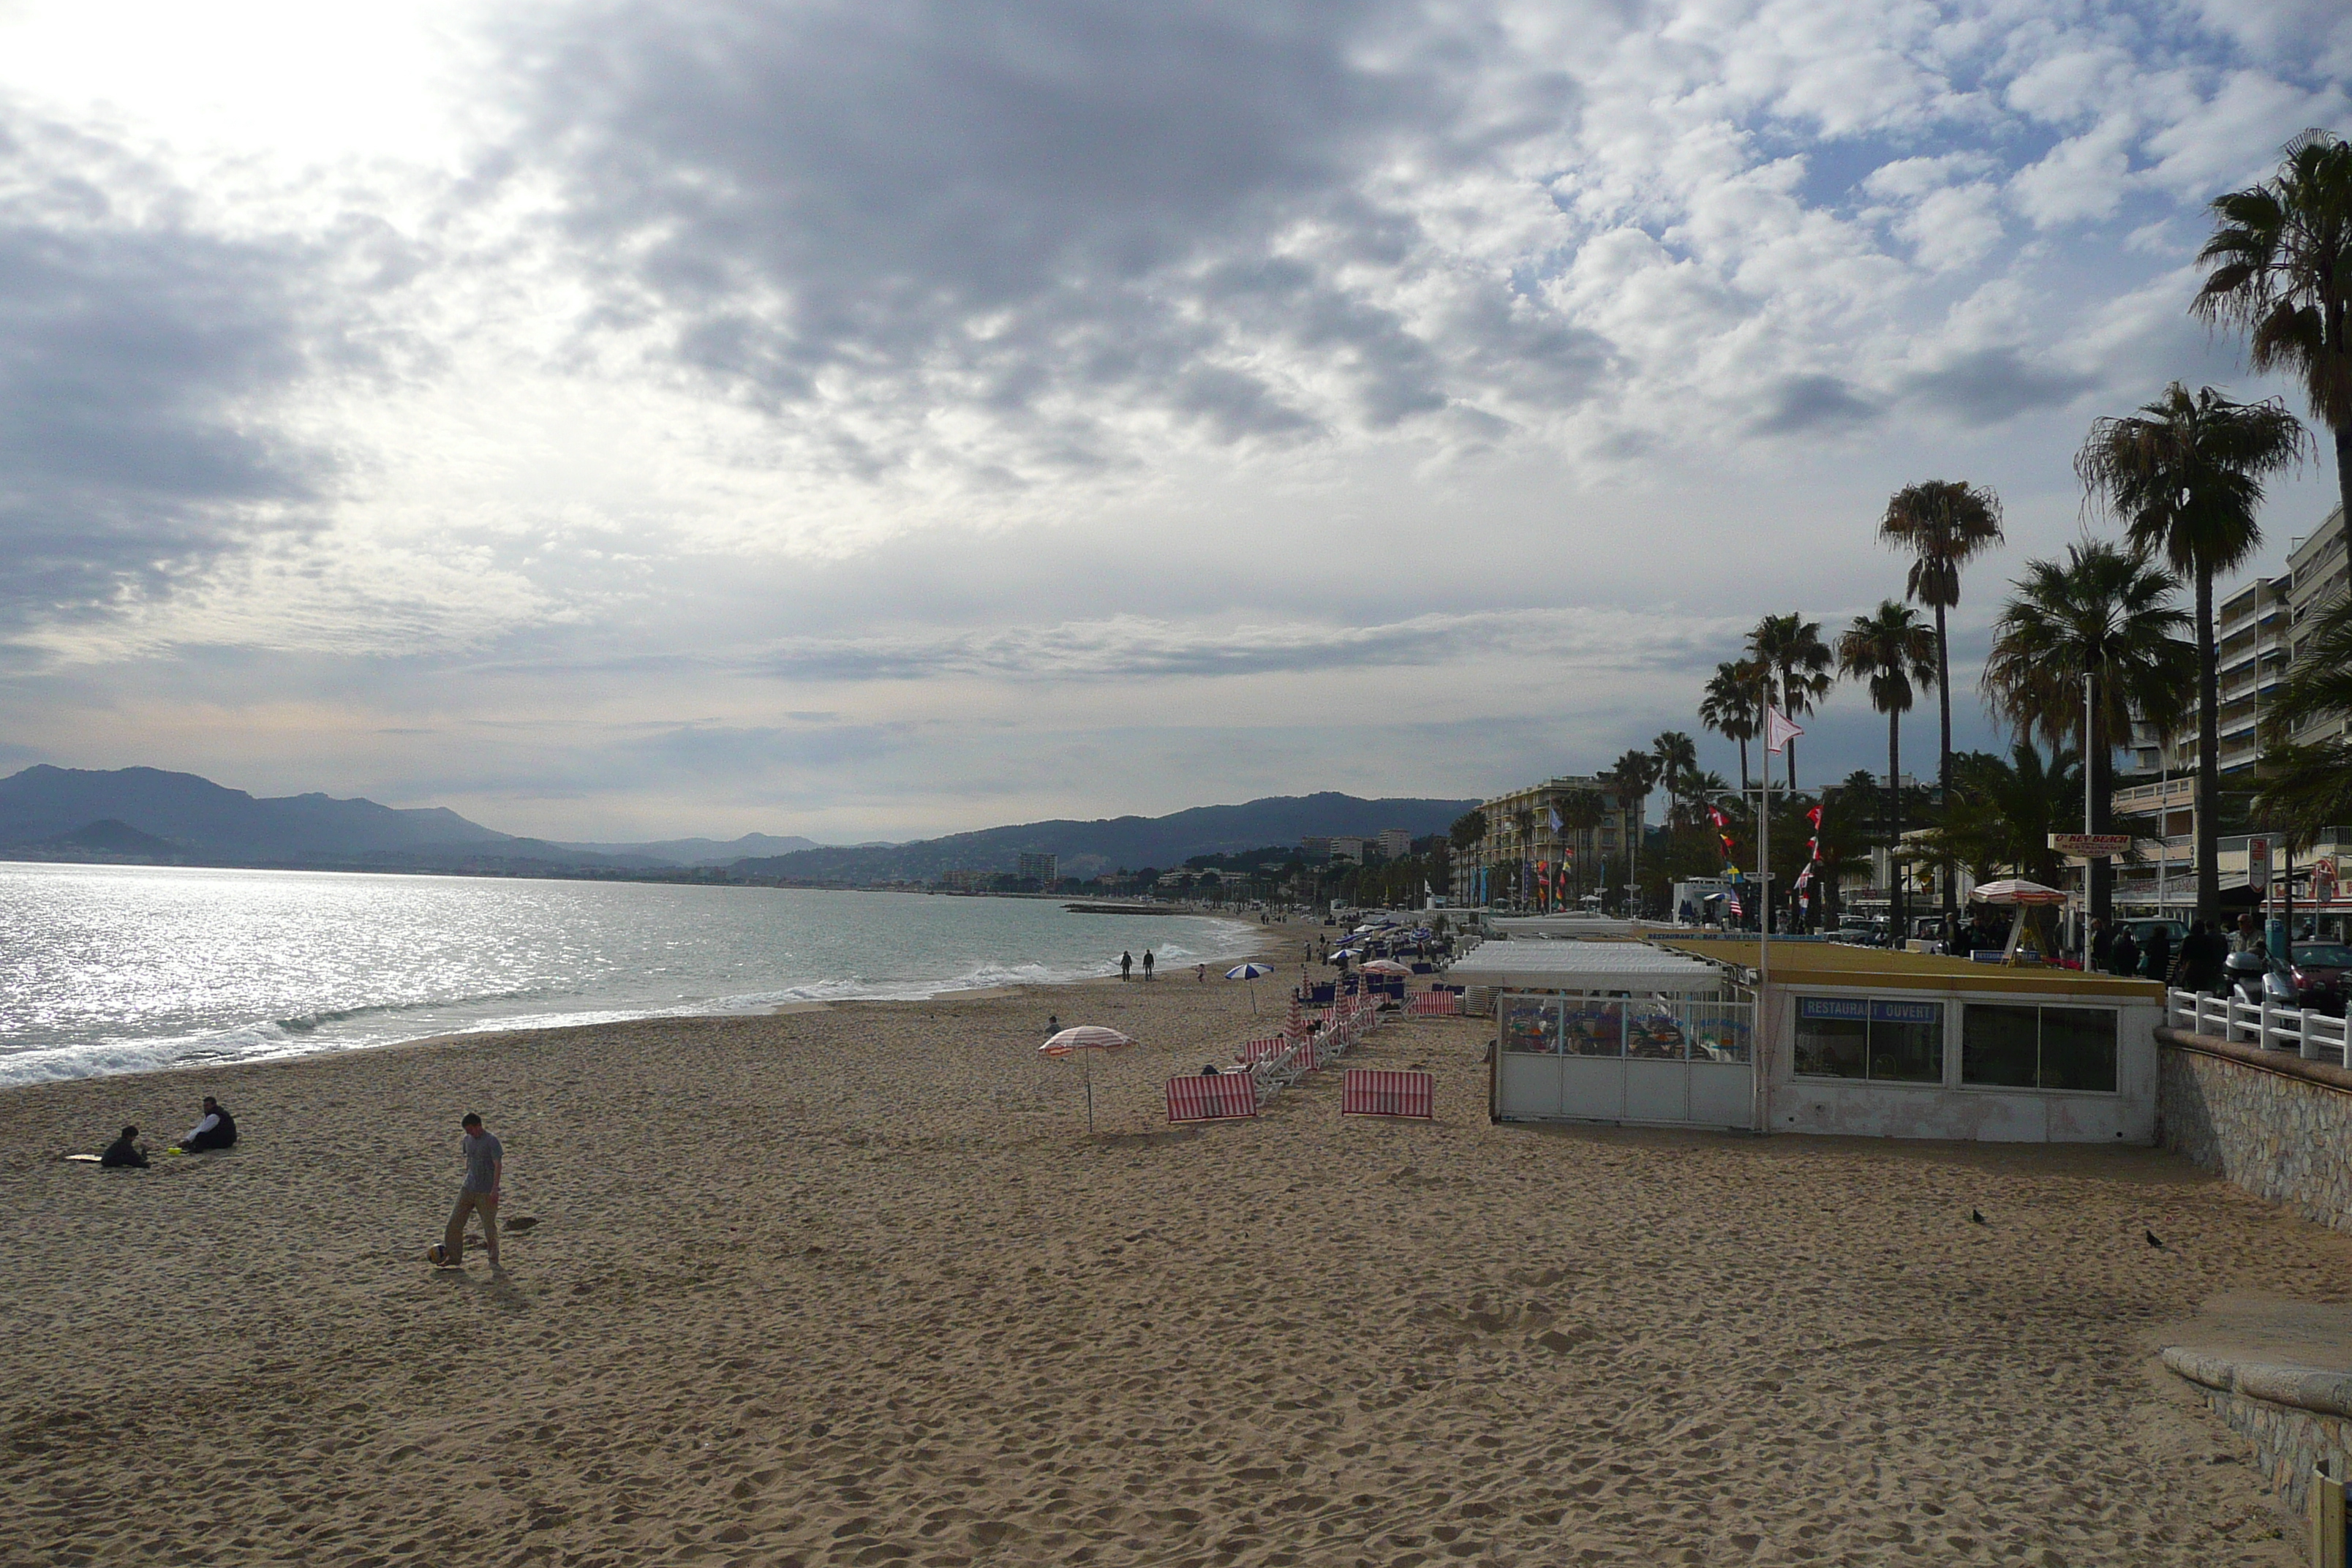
[2158,1029,2352,1233]
[2163,1347,2352,1519]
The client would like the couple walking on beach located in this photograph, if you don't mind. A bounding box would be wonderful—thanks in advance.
[1118,949,1156,981]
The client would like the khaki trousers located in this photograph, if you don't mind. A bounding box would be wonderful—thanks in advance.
[445,1190,498,1264]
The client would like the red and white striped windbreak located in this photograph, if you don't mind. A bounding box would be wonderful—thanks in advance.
[1039,1025,1136,1058]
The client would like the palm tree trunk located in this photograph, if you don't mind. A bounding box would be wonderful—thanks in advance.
[1888,710,1903,938]
[1935,598,1953,932]
[2196,565,2220,924]
[2088,670,2112,928]
[2337,423,2352,569]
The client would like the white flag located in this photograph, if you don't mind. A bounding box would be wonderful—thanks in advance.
[1547,805,1563,832]
[1765,708,1804,755]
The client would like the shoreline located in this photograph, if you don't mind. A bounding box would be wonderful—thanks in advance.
[4,893,1289,1090]
[1,900,1279,1096]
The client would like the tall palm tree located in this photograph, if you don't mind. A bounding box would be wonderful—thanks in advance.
[2255,592,2352,847]
[1880,479,2005,927]
[1699,661,1760,795]
[1980,542,2195,925]
[2195,129,2352,540]
[1553,787,1605,902]
[2076,382,2308,922]
[1746,614,1833,789]
[1605,749,1660,914]
[1837,600,1937,936]
[1651,731,1699,827]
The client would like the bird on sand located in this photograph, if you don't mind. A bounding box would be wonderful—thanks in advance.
[2145,1229,2164,1248]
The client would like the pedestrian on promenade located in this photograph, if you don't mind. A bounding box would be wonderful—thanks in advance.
[432,1113,503,1270]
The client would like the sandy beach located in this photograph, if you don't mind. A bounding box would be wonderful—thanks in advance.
[2,921,2341,1565]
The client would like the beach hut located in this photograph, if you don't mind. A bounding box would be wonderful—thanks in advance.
[1654,939,2164,1142]
[1447,941,1752,1129]
[1457,935,2167,1143]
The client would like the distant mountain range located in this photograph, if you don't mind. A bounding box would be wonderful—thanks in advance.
[0,766,1472,883]
[734,792,1478,884]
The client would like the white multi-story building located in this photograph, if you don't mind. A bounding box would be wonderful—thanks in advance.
[2114,506,2347,913]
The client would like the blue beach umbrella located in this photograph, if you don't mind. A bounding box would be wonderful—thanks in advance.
[1226,962,1274,1011]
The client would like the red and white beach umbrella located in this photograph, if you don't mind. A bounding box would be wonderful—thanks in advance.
[1360,959,1413,976]
[1039,1026,1135,1134]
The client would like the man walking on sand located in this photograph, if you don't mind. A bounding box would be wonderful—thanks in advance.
[437,1112,502,1270]
[1142,949,1155,981]
[1119,951,1133,980]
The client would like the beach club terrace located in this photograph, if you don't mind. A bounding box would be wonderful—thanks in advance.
[1454,935,2165,1142]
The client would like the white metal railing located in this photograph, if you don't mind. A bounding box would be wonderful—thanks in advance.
[2168,987,2351,1064]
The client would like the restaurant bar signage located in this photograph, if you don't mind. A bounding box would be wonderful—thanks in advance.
[1798,998,1942,1025]
[2048,833,2133,858]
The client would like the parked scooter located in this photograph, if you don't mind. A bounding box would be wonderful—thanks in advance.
[2225,948,2297,1008]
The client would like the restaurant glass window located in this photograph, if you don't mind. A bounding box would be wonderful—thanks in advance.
[1564,1000,1626,1057]
[1793,997,1945,1082]
[1793,997,1866,1078]
[1502,995,1564,1054]
[1961,1004,2118,1093]
[1866,1000,1943,1082]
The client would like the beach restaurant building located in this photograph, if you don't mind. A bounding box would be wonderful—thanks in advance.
[1453,937,2165,1143]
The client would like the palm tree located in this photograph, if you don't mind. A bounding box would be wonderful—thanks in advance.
[1605,749,1660,914]
[1746,614,1833,788]
[2195,129,2352,539]
[2076,382,2308,922]
[1880,478,2005,927]
[1553,787,1605,902]
[1699,661,1761,795]
[2255,592,2352,847]
[1837,600,1938,935]
[1914,747,2087,930]
[1651,731,1699,828]
[1980,542,2195,926]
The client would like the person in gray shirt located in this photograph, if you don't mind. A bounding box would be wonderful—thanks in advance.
[434,1112,503,1270]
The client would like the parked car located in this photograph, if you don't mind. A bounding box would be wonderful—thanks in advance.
[2122,919,2187,953]
[2290,942,2352,1016]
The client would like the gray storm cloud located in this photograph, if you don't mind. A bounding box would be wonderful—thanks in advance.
[0,113,344,633]
[496,0,1598,474]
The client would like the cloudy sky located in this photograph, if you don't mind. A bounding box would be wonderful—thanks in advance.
[0,0,2345,841]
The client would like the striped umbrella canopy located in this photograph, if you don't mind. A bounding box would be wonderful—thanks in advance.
[1039,1025,1135,1057]
[1038,1025,1134,1135]
[1360,959,1413,976]
[1226,961,1273,1013]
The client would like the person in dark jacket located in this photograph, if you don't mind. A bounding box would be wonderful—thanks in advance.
[2140,924,2173,984]
[2089,917,2114,973]
[179,1096,237,1152]
[99,1125,148,1168]
[2108,927,2141,980]
[2171,920,2230,995]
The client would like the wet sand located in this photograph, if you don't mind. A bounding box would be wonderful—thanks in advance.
[1,921,2340,1566]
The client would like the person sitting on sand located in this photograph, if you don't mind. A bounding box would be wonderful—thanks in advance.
[1047,1014,1060,1036]
[99,1125,148,1168]
[180,1096,237,1152]
[1200,1063,1219,1076]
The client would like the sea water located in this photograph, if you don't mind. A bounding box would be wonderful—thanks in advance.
[0,862,1259,1086]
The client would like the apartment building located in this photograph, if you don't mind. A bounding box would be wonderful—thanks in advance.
[2113,506,2347,912]
[1460,774,1640,908]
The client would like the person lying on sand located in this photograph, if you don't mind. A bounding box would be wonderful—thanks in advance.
[99,1125,148,1169]
[178,1097,237,1152]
